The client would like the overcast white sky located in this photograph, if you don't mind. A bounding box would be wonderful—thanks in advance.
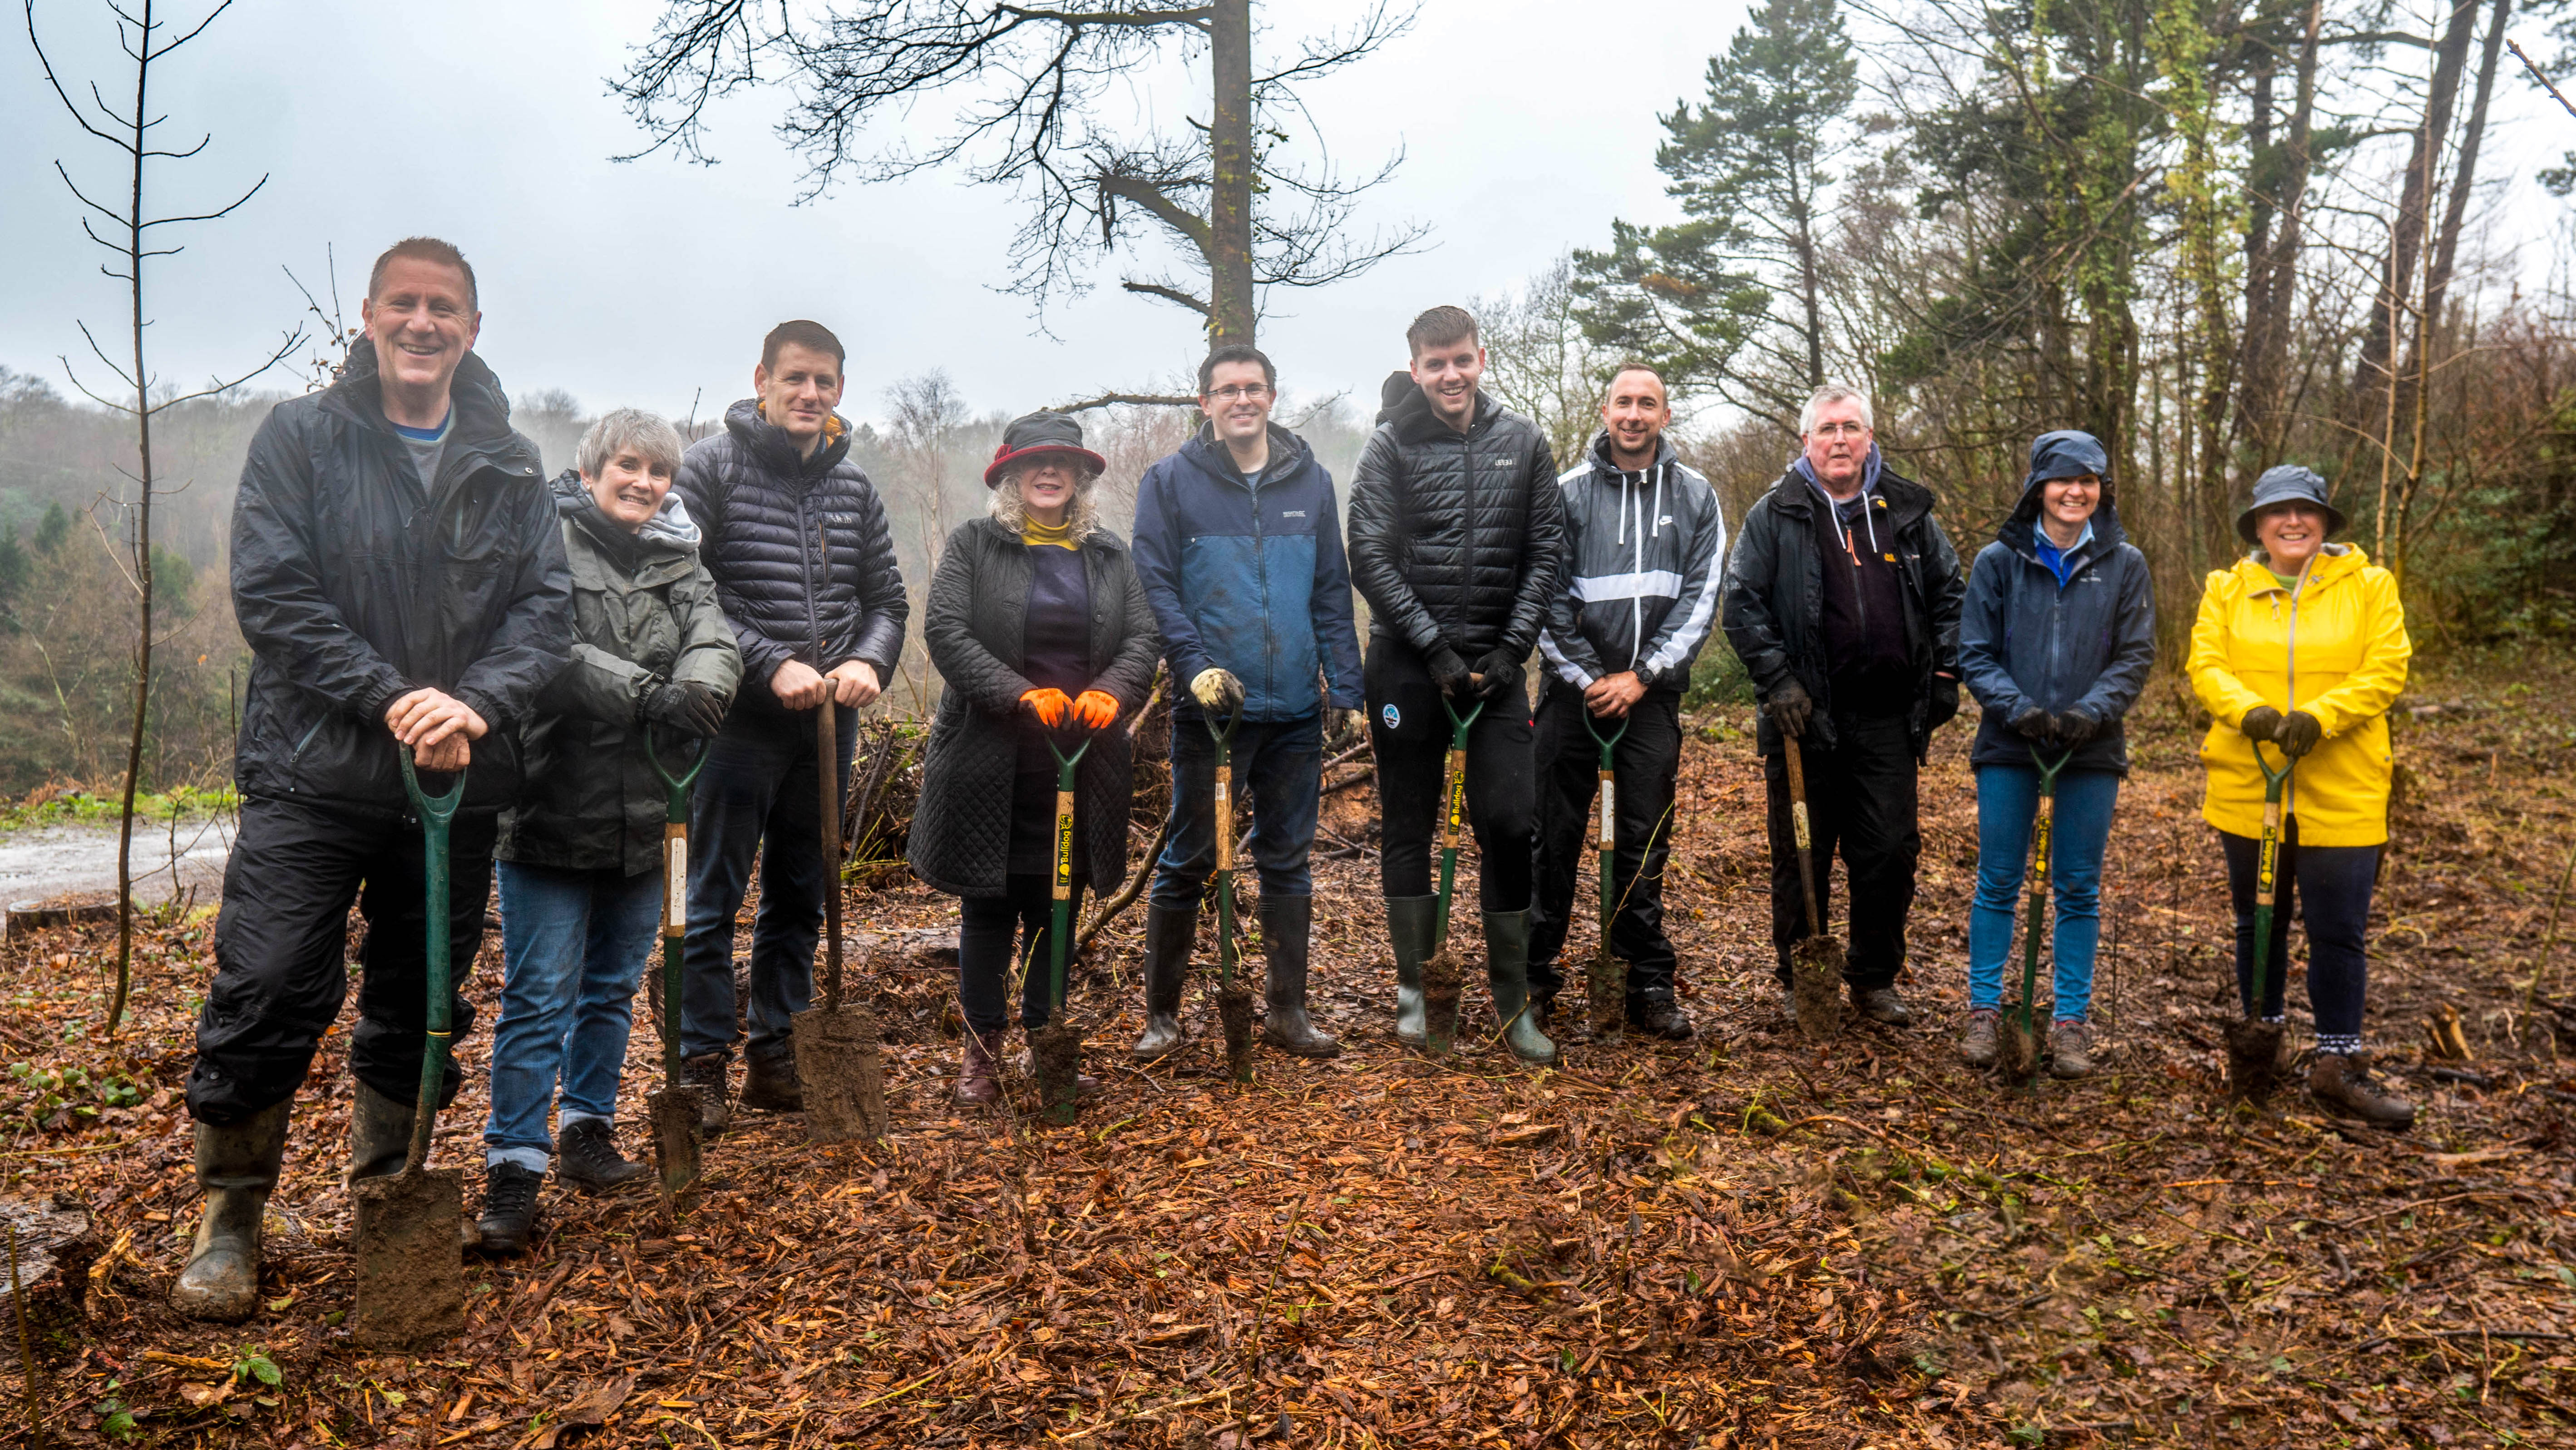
[0,0,1748,428]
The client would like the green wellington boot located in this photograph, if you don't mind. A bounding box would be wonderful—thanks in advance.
[171,1099,291,1322]
[1385,896,1437,1046]
[1484,910,1559,1065]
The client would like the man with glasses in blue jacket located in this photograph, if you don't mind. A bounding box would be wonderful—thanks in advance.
[1128,344,1364,1064]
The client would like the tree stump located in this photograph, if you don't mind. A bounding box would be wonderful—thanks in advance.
[0,1195,97,1363]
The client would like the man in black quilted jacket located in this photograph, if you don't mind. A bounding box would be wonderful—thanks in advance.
[1348,305,1569,1064]
[674,320,907,1128]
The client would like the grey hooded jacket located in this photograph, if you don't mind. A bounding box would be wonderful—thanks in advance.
[1540,431,1727,694]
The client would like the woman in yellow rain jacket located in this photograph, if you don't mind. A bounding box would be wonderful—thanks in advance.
[2187,465,2414,1128]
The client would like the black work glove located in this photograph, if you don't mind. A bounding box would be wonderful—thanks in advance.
[1765,679,1814,742]
[642,679,728,739]
[1470,649,1522,702]
[2276,709,2324,758]
[2238,705,2283,742]
[1424,645,1474,699]
[2051,704,2103,747]
[2007,702,2053,743]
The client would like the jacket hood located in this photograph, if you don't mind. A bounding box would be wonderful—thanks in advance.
[331,335,516,445]
[551,468,703,562]
[2237,540,2364,590]
[1387,381,1496,444]
[1181,421,1312,485]
[2000,429,2123,554]
[1778,447,1936,529]
[1374,370,1415,425]
[722,396,854,480]
[1586,429,1680,477]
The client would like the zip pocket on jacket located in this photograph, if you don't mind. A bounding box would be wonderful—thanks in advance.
[284,716,327,793]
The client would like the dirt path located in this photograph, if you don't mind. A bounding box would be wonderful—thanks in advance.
[0,813,231,917]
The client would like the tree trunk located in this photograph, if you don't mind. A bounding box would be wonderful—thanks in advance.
[2415,0,2510,372]
[2234,0,2321,469]
[2357,0,2481,410]
[1205,0,1256,348]
[110,0,159,1039]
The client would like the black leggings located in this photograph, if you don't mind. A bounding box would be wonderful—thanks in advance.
[957,875,1089,1036]
[2219,820,2378,1043]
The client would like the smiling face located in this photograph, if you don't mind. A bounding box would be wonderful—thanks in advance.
[754,342,845,451]
[1409,334,1485,432]
[361,256,479,420]
[1013,457,1083,524]
[2255,500,2327,570]
[2041,474,2101,534]
[585,448,674,533]
[1801,396,1873,493]
[1601,368,1670,465]
[1200,359,1274,448]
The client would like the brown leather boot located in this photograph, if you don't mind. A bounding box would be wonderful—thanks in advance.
[2310,1052,2415,1129]
[957,1029,1001,1106]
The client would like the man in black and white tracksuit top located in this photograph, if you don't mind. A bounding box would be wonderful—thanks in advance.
[1531,365,1725,1039]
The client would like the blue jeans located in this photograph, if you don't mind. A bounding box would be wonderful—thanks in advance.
[679,704,858,1063]
[484,861,661,1171]
[1150,712,1322,907]
[1967,765,2121,1021]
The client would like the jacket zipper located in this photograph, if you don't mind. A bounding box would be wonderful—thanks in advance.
[1248,461,1271,713]
[800,494,825,666]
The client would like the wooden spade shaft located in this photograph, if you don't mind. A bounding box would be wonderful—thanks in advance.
[1781,738,1823,938]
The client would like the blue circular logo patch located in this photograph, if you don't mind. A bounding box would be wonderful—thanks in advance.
[1381,703,1401,730]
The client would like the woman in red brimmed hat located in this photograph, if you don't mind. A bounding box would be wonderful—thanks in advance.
[909,412,1160,1105]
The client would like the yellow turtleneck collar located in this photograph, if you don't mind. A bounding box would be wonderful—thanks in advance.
[1022,515,1076,550]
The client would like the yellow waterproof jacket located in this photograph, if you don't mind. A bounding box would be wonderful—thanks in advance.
[2187,545,2410,846]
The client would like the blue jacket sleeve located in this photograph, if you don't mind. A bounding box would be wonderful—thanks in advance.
[1130,460,1212,688]
[2072,545,2157,722]
[1310,466,1363,711]
[1954,544,2026,720]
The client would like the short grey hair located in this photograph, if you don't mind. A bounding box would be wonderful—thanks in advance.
[577,407,684,480]
[1798,384,1875,435]
[988,462,1104,540]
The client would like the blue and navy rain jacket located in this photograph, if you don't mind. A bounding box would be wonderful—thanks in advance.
[1131,424,1364,722]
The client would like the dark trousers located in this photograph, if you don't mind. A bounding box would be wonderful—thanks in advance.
[957,874,1090,1036]
[1151,712,1323,908]
[1529,682,1682,1004]
[2218,819,2378,1037]
[1763,711,1920,990]
[188,795,496,1124]
[679,703,858,1063]
[1372,697,1535,912]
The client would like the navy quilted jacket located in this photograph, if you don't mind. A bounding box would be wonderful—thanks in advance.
[676,399,907,721]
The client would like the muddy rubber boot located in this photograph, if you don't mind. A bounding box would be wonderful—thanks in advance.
[956,1029,1001,1106]
[1483,910,1559,1065]
[475,1162,545,1255]
[348,1079,413,1185]
[1387,895,1436,1046]
[681,1054,731,1136]
[740,1044,803,1112]
[170,1099,290,1323]
[555,1118,645,1195]
[2047,1019,2096,1079]
[1959,1010,2000,1068]
[1130,903,1198,1062]
[2310,1052,2415,1129]
[1258,896,1341,1059]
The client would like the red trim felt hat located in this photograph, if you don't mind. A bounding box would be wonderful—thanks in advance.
[983,411,1108,487]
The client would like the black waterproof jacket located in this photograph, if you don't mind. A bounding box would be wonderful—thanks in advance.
[1347,387,1567,662]
[1720,452,1967,760]
[907,518,1161,898]
[676,399,907,724]
[230,338,572,816]
[1957,433,2157,774]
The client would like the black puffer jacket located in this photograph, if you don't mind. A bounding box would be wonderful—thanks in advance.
[230,338,571,816]
[676,399,906,723]
[1347,387,1567,661]
[907,518,1161,898]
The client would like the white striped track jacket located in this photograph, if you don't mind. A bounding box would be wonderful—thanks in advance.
[1538,431,1727,693]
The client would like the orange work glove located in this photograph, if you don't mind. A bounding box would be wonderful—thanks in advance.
[1020,687,1072,727]
[1071,689,1120,729]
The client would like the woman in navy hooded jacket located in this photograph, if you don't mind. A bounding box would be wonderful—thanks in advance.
[1955,431,2155,1077]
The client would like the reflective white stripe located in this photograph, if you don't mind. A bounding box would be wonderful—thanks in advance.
[1572,569,1684,603]
[1643,558,1721,678]
[1539,629,1595,688]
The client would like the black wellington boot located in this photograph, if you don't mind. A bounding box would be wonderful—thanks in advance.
[170,1100,291,1322]
[1258,896,1341,1058]
[348,1080,412,1185]
[1130,903,1198,1062]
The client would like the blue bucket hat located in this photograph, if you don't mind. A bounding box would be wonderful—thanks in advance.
[2235,464,2346,545]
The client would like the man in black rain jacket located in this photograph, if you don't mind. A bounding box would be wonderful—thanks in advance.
[1721,384,1965,1029]
[177,238,572,1321]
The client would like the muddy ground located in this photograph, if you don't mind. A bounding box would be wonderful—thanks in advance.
[0,655,2570,1448]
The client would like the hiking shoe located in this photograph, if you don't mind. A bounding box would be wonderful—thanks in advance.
[1852,986,1915,1027]
[1629,998,1695,1041]
[680,1054,731,1136]
[476,1163,545,1256]
[1959,1010,1999,1068]
[740,1047,804,1112]
[555,1118,645,1195]
[957,1030,1001,1107]
[2046,1019,2095,1079]
[2310,1052,2415,1129]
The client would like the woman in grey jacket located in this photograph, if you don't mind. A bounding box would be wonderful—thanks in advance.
[479,410,740,1251]
[1955,431,2155,1077]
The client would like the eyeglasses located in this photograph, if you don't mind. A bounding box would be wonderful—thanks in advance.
[1205,384,1272,403]
[1809,421,1869,439]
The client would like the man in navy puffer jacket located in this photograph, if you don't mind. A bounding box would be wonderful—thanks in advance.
[673,320,907,1129]
[1129,344,1363,1064]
